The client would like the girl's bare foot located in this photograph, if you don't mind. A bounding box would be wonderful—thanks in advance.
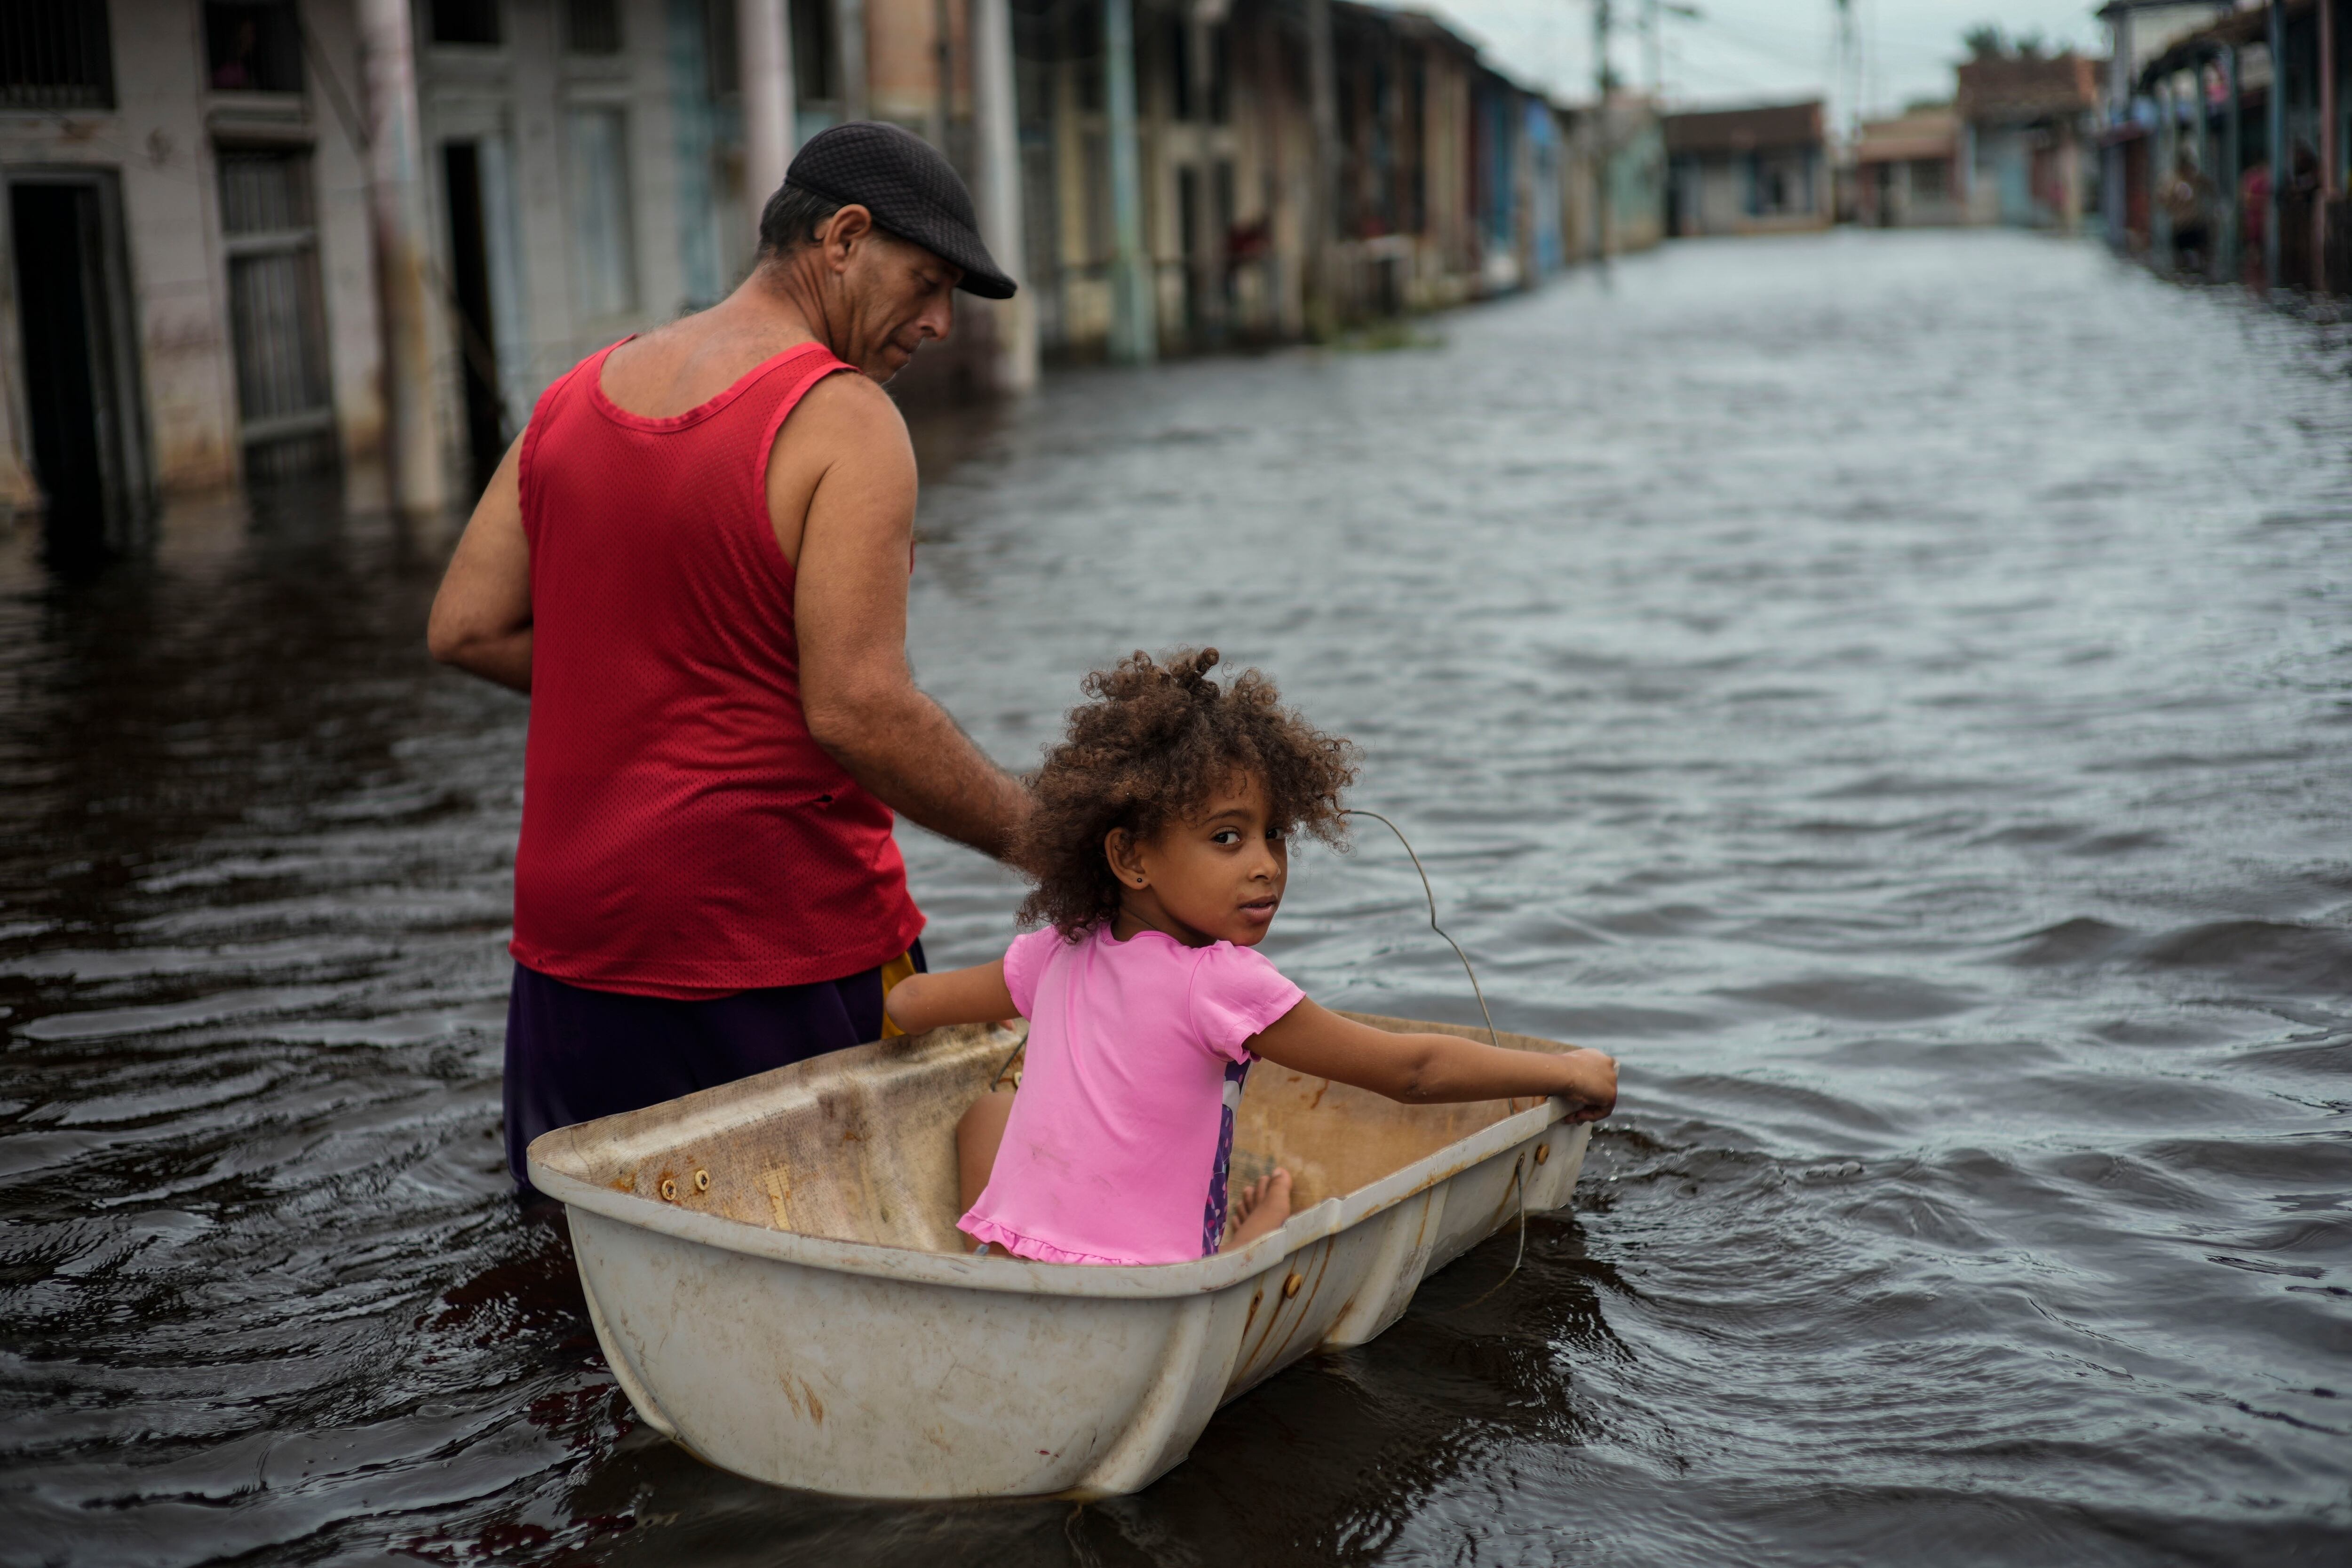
[1222,1169,1293,1251]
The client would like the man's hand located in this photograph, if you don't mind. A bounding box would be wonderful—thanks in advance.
[426,434,532,693]
[780,374,1030,862]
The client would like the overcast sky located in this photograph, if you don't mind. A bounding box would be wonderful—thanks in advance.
[1414,0,2110,123]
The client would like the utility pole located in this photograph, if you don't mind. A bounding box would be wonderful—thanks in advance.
[1593,0,1612,266]
[1834,0,1858,139]
[1643,0,1661,99]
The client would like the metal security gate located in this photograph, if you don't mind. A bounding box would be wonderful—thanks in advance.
[218,149,336,479]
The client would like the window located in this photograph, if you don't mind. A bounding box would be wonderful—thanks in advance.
[430,0,501,47]
[218,150,336,473]
[1911,157,1947,201]
[205,2,302,94]
[220,147,315,235]
[1,0,114,110]
[567,108,637,316]
[564,0,621,56]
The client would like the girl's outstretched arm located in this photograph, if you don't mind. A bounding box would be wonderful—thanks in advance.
[883,961,1018,1035]
[1248,999,1617,1121]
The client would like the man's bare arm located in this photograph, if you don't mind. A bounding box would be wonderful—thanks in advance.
[426,435,533,693]
[788,377,1030,861]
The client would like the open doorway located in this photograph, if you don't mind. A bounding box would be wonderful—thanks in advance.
[8,172,149,562]
[441,141,505,495]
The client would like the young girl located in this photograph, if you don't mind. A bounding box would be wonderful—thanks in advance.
[883,648,1618,1265]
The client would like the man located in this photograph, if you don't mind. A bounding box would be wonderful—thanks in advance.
[427,123,1030,1186]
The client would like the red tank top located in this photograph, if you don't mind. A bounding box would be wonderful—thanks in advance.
[509,339,924,997]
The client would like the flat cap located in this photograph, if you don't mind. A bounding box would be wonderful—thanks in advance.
[785,122,1017,300]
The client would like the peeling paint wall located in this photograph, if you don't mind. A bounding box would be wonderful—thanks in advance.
[0,0,386,516]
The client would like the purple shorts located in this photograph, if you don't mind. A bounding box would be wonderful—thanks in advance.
[501,945,923,1189]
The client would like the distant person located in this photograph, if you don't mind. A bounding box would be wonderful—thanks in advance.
[883,648,1619,1264]
[2161,152,2213,279]
[427,124,1029,1189]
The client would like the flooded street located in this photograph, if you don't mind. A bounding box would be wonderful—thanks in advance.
[4,230,2349,1564]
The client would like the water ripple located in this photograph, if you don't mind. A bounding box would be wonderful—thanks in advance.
[2,232,2348,1563]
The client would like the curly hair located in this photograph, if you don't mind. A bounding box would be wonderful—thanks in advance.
[1017,648,1359,938]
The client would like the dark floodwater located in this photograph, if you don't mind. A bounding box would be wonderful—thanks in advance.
[5,231,2350,1566]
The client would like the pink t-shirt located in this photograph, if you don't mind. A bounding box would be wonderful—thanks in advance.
[959,925,1306,1266]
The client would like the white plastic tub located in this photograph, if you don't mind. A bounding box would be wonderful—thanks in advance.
[527,1012,1591,1499]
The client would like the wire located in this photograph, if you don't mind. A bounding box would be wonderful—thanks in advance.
[1337,808,1534,1309]
[1339,808,1499,1050]
[1447,1151,1531,1312]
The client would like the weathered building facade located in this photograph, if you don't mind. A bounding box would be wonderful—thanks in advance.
[1,0,383,544]
[2102,0,2349,294]
[1003,1,1659,364]
[1662,101,1830,238]
[1955,49,2098,230]
[0,0,858,547]
[1,0,1654,557]
[1851,105,1966,228]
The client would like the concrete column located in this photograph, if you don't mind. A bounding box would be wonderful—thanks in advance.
[835,0,868,120]
[741,0,800,215]
[2153,77,2175,262]
[1304,0,1340,328]
[2059,126,2080,234]
[2222,47,2242,281]
[969,0,1036,391]
[0,209,39,517]
[357,0,447,515]
[2196,55,2213,213]
[2269,0,2287,288]
[928,0,951,151]
[1104,0,1156,364]
[2320,0,2337,280]
[1185,12,1224,342]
